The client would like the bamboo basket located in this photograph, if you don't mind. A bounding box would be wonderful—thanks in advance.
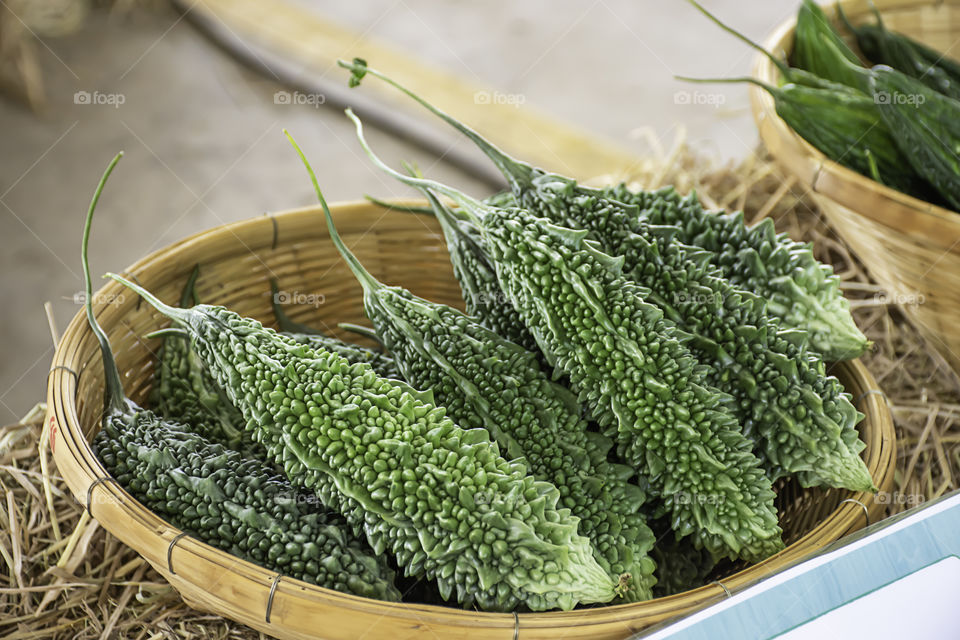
[46,202,896,640]
[752,0,960,374]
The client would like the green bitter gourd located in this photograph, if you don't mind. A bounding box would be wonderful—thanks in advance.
[345,109,784,562]
[109,274,618,609]
[82,154,400,601]
[295,144,657,600]
[339,57,868,362]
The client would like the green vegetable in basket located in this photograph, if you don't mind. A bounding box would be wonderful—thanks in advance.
[868,65,960,211]
[294,140,656,600]
[269,279,401,379]
[81,154,400,601]
[368,180,541,355]
[682,73,936,203]
[822,38,960,211]
[346,109,784,562]
[838,4,960,100]
[95,419,403,600]
[792,0,864,89]
[151,265,258,455]
[340,57,869,362]
[108,269,618,610]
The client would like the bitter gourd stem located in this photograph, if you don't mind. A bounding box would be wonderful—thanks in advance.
[82,152,128,416]
[342,109,489,228]
[283,129,384,295]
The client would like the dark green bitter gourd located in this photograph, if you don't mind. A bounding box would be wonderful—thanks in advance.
[818,38,960,212]
[866,65,960,211]
[109,254,618,608]
[680,2,932,200]
[838,5,960,100]
[94,420,402,600]
[151,265,257,455]
[292,143,656,600]
[346,110,784,562]
[81,154,400,602]
[339,58,868,363]
[791,0,864,89]
[269,279,401,379]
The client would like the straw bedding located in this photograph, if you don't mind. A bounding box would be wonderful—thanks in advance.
[2,141,956,639]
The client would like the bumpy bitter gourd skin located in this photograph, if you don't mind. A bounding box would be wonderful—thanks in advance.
[477,209,784,561]
[502,178,874,492]
[152,271,256,454]
[80,154,398,603]
[109,275,618,612]
[270,280,402,379]
[345,108,784,561]
[93,416,401,600]
[611,185,868,361]
[321,201,657,600]
[339,58,867,361]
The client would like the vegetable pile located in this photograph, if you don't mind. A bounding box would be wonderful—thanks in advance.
[80,54,876,612]
[686,0,960,212]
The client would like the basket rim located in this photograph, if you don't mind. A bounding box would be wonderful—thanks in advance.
[750,0,960,243]
[46,201,897,635]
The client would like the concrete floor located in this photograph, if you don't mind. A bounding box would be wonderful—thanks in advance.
[0,0,795,423]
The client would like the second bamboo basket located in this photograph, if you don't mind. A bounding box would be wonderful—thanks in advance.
[752,0,960,374]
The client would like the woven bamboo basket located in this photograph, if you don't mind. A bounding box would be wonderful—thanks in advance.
[46,202,896,639]
[752,0,960,374]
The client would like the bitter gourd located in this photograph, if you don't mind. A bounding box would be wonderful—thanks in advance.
[151,266,255,454]
[269,279,401,379]
[838,5,960,100]
[293,144,656,600]
[338,61,875,492]
[81,154,400,601]
[339,57,868,362]
[94,419,403,600]
[109,277,618,611]
[867,65,960,211]
[346,111,783,561]
[481,182,873,491]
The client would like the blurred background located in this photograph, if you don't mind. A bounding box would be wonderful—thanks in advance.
[0,0,795,424]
